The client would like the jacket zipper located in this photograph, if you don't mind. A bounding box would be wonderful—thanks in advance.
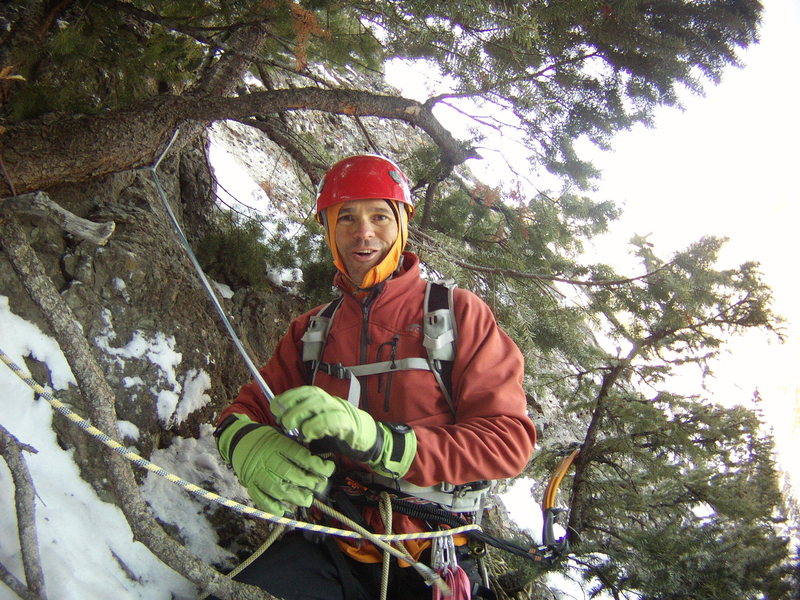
[358,286,380,410]
[384,335,399,412]
[376,334,399,412]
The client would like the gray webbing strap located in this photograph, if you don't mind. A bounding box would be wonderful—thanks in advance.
[323,358,433,406]
[306,281,458,413]
[423,281,457,415]
[302,298,343,385]
[360,472,493,513]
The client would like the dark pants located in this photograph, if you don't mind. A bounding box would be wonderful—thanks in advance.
[209,532,432,600]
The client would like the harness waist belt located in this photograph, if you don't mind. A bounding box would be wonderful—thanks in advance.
[357,472,493,513]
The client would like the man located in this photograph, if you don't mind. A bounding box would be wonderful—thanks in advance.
[213,154,536,599]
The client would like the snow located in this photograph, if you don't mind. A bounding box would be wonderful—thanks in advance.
[175,369,213,425]
[212,280,234,300]
[139,428,238,567]
[207,126,271,216]
[0,295,196,600]
[117,420,141,443]
[499,477,546,544]
[92,310,215,428]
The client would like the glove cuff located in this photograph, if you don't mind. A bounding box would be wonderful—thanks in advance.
[370,422,417,478]
[215,414,260,465]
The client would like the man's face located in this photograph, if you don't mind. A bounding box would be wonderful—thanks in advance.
[333,199,398,286]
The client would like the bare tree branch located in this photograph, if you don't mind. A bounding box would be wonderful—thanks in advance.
[1,192,115,245]
[234,117,325,186]
[0,424,47,599]
[0,560,40,600]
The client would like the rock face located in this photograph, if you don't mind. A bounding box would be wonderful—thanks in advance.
[1,139,292,495]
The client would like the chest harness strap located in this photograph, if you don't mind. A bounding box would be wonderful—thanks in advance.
[301,280,458,412]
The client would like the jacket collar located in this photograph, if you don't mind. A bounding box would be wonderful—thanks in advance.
[334,252,421,302]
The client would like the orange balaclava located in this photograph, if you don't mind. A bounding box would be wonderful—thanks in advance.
[321,200,410,291]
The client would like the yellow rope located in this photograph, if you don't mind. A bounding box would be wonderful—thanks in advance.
[379,492,392,600]
[0,348,480,548]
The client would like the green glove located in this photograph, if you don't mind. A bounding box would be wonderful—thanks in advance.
[271,386,417,478]
[215,414,334,514]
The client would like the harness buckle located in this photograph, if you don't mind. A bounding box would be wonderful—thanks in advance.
[325,362,350,379]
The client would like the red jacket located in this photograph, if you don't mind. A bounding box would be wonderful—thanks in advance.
[220,253,536,556]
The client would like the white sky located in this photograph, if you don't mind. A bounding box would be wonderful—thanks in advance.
[587,0,800,493]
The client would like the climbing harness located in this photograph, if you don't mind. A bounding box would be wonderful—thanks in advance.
[299,274,504,595]
[301,277,487,515]
[361,472,493,513]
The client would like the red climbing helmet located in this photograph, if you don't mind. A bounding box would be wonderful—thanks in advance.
[315,154,414,217]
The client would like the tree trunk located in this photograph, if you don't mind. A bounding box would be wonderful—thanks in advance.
[567,363,624,537]
[0,90,474,196]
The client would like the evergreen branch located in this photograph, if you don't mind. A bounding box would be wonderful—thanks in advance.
[592,455,639,492]
[568,556,623,600]
[189,24,273,98]
[425,51,603,106]
[412,229,670,288]
[93,0,268,36]
[567,359,628,536]
[36,0,76,43]
[583,523,634,546]
[93,0,333,89]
